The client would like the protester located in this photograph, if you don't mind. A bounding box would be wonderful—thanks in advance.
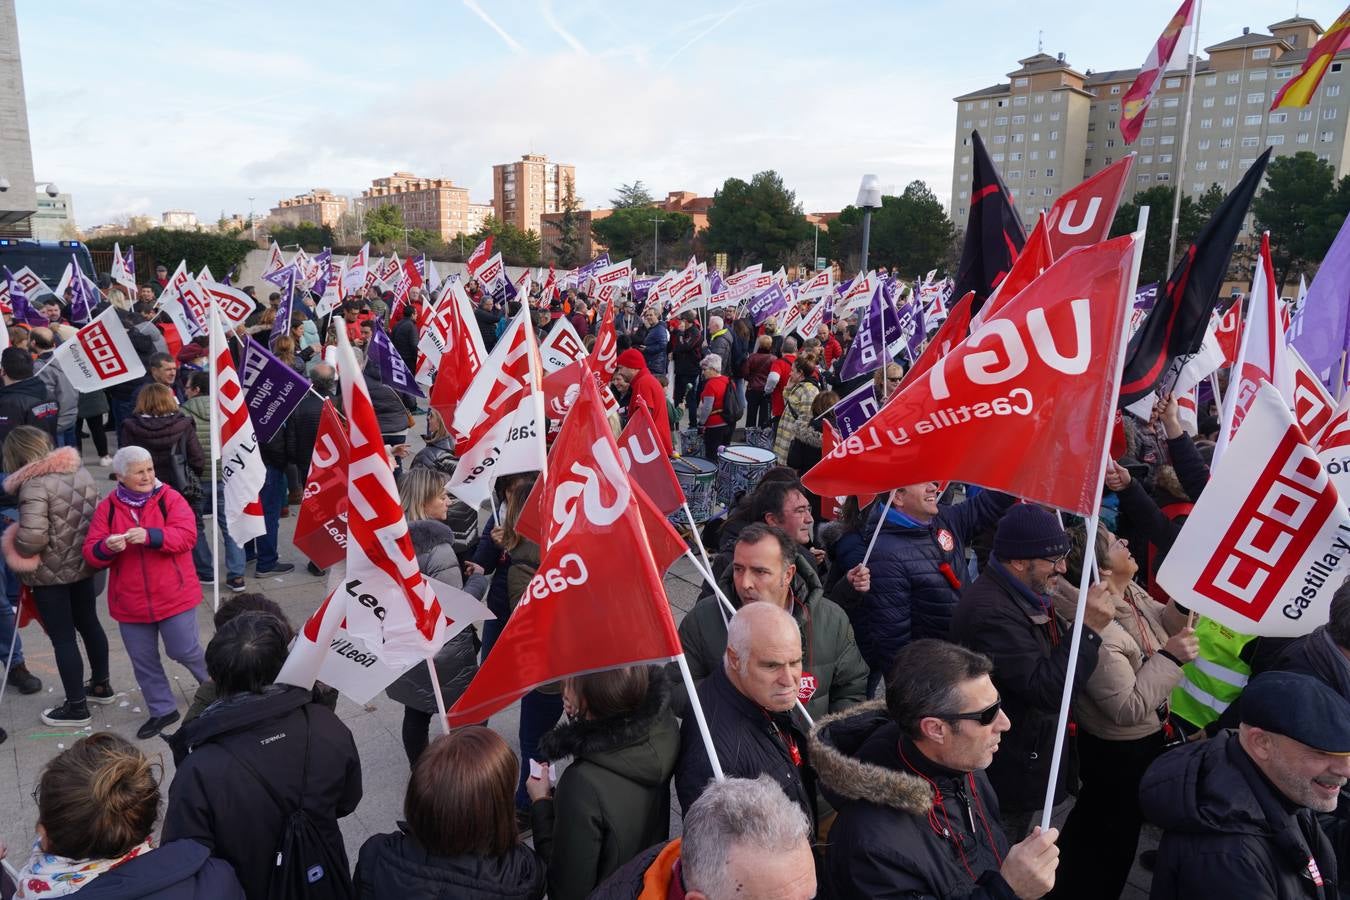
[181,592,294,726]
[16,732,244,897]
[679,523,867,722]
[0,346,59,443]
[116,384,204,501]
[181,371,247,590]
[835,483,1016,695]
[1141,671,1350,898]
[468,474,536,663]
[526,666,680,900]
[812,639,1061,899]
[590,775,816,900]
[817,323,842,370]
[83,445,207,739]
[950,504,1114,837]
[616,347,672,455]
[745,334,776,428]
[1048,521,1197,900]
[787,389,834,521]
[706,315,732,375]
[669,312,704,423]
[75,382,111,467]
[639,308,668,376]
[164,611,363,899]
[355,726,545,898]
[31,327,78,447]
[696,353,733,459]
[772,358,820,464]
[676,602,815,826]
[138,352,182,403]
[386,467,481,766]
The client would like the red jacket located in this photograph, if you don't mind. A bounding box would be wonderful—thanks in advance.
[628,368,672,455]
[822,335,842,369]
[770,356,795,417]
[83,485,201,624]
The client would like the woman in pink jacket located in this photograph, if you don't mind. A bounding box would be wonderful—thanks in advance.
[83,445,208,740]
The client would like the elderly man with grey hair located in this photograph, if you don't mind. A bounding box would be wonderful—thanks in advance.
[590,775,816,900]
[696,352,734,459]
[675,602,816,829]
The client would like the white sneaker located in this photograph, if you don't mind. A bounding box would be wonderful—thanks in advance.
[99,456,113,468]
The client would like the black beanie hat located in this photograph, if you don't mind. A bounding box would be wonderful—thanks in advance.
[993,504,1070,561]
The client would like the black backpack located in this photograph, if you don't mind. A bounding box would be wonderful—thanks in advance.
[222,706,354,900]
[720,380,745,425]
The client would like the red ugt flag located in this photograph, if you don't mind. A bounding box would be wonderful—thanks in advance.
[805,234,1141,516]
[449,376,684,725]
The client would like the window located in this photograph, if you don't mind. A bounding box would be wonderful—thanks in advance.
[1198,139,1211,150]
[1219,137,1233,148]
[1034,93,1045,104]
[1028,169,1037,177]
[979,119,989,127]
[963,120,973,129]
[1045,167,1055,176]
[959,207,966,216]
[1218,159,1230,169]
[1334,63,1344,73]
[1195,160,1208,171]
[993,135,1007,143]
[1205,75,1217,87]
[1141,154,1153,164]
[1331,85,1344,98]
[1224,95,1238,106]
[1160,154,1172,163]
[1300,109,1314,121]
[1086,141,1095,150]
[1241,136,1259,147]
[1165,77,1181,88]
[1193,182,1205,193]
[1222,116,1236,127]
[1044,188,1054,197]
[1270,112,1288,124]
[1050,112,1061,121]
[1160,135,1175,145]
[1298,131,1311,144]
[992,152,1005,161]
[1322,130,1335,142]
[964,102,975,110]
[1106,138,1116,148]
[1048,149,1057,159]
[1145,117,1158,127]
[1010,152,1023,160]
[1247,93,1265,104]
[1013,76,1028,87]
[1014,96,1027,106]
[1105,156,1114,164]
[1110,103,1121,113]
[981,100,989,108]
[1012,115,1026,124]
[958,190,968,199]
[1141,137,1155,146]
[1253,47,1271,60]
[1202,96,1216,108]
[1227,72,1241,84]
[995,115,1008,126]
[1138,173,1152,183]
[1326,108,1339,120]
[1052,93,1063,103]
[997,98,1007,107]
[1163,116,1177,126]
[1244,114,1262,125]
[1276,68,1293,79]
[1030,150,1040,160]
[1031,132,1040,141]
[1268,134,1286,145]
[1163,97,1180,108]
[1110,85,1122,95]
[960,154,970,164]
[1032,113,1043,122]
[1321,153,1332,162]
[1108,120,1116,129]
[1050,130,1058,140]
[1250,69,1267,81]
[1085,158,1093,167]
[1157,173,1171,182]
[1013,133,1024,143]
[1239,159,1255,169]
[1009,170,1022,179]
[1200,117,1213,128]
[959,173,969,181]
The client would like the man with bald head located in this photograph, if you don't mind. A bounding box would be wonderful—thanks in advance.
[676,602,816,827]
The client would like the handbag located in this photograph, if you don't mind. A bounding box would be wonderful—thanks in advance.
[167,432,204,505]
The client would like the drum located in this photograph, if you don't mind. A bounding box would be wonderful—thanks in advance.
[716,444,777,508]
[670,456,719,524]
[678,428,702,457]
[743,426,774,451]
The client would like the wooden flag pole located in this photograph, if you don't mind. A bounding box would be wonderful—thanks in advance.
[1165,0,1204,276]
[427,656,451,737]
[208,300,222,614]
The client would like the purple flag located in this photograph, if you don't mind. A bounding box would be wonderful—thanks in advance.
[895,295,925,359]
[239,337,310,443]
[68,255,97,325]
[708,270,726,296]
[5,267,49,327]
[832,380,881,438]
[748,284,788,327]
[632,276,658,302]
[367,327,425,398]
[271,267,295,342]
[576,253,611,286]
[1293,214,1350,392]
[308,249,332,299]
[222,266,237,286]
[838,283,904,381]
[123,245,136,283]
[262,261,296,290]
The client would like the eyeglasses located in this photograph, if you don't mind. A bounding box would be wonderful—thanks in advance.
[1039,553,1068,566]
[939,697,1003,727]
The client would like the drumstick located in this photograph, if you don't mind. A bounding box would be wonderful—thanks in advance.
[720,447,762,462]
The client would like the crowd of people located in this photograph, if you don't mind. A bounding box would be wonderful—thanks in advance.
[0,265,1343,900]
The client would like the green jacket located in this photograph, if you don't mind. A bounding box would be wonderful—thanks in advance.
[530,676,680,900]
[181,395,215,475]
[674,548,869,725]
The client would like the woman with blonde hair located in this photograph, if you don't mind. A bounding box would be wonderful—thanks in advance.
[116,384,204,503]
[16,732,243,896]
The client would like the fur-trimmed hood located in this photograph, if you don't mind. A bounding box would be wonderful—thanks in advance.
[3,446,82,493]
[809,700,934,816]
[535,673,678,788]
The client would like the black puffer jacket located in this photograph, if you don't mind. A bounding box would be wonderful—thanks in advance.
[163,686,363,900]
[0,375,58,443]
[949,561,1103,813]
[392,314,419,372]
[338,370,411,436]
[1141,730,1340,899]
[811,702,1017,900]
[354,828,546,900]
[285,389,329,471]
[118,413,206,478]
[840,491,1014,675]
[531,675,681,900]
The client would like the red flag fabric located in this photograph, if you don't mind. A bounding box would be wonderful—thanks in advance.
[1291,345,1338,440]
[1044,157,1135,258]
[1215,298,1243,367]
[448,376,683,725]
[293,400,350,568]
[818,421,876,520]
[1120,0,1195,142]
[972,215,1055,328]
[467,237,493,276]
[452,308,534,453]
[425,282,485,426]
[899,291,975,387]
[805,235,1141,515]
[617,402,685,515]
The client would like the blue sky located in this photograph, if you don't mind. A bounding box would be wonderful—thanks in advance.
[14,0,1339,228]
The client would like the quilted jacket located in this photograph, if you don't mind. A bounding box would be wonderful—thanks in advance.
[2,446,99,586]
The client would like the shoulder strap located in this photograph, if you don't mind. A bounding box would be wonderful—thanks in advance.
[214,703,313,817]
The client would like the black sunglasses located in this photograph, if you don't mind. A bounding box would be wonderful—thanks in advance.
[940,697,1003,727]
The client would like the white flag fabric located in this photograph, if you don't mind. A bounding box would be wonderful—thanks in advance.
[156,262,208,341]
[799,268,834,300]
[210,308,266,545]
[796,296,828,339]
[1124,321,1225,420]
[263,242,285,278]
[539,316,588,373]
[589,258,633,304]
[51,307,147,390]
[416,280,482,389]
[1157,382,1350,637]
[341,243,370,293]
[199,278,257,328]
[1315,394,1350,502]
[1290,345,1339,441]
[110,243,136,296]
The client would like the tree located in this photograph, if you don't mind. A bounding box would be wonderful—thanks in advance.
[363,204,405,249]
[703,171,814,270]
[1253,151,1341,288]
[1109,185,1207,285]
[612,181,655,209]
[86,228,253,279]
[468,215,540,266]
[268,220,334,252]
[827,181,957,277]
[546,181,586,268]
[591,208,694,273]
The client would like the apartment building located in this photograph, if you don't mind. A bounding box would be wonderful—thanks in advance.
[951,17,1350,234]
[492,154,576,236]
[361,172,479,240]
[270,189,348,229]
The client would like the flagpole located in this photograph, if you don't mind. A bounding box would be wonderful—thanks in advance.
[1165,0,1204,275]
[427,657,451,737]
[860,490,897,568]
[208,299,222,614]
[676,652,725,780]
[1039,210,1148,832]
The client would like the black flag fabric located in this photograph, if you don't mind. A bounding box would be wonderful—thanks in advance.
[953,130,1027,315]
[1118,147,1271,406]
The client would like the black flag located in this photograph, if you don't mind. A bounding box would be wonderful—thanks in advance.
[953,130,1027,315]
[1118,147,1271,406]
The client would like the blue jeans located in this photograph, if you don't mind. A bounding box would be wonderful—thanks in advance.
[0,583,24,668]
[254,467,288,571]
[515,690,564,810]
[192,478,245,579]
[57,428,77,449]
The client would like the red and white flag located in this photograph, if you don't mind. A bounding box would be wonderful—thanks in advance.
[1290,345,1338,441]
[1158,381,1350,637]
[799,268,834,301]
[156,262,209,342]
[617,401,684,515]
[1043,156,1135,257]
[425,281,486,427]
[110,243,136,297]
[448,376,684,724]
[50,307,147,391]
[539,315,588,373]
[199,278,256,328]
[293,400,349,569]
[342,243,370,294]
[1215,297,1243,366]
[796,296,829,340]
[1314,394,1350,500]
[971,214,1055,330]
[1216,233,1293,464]
[209,308,266,545]
[805,235,1142,515]
[466,236,494,276]
[263,241,285,278]
[588,258,632,304]
[1120,0,1196,143]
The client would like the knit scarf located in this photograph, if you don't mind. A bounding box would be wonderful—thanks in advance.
[114,482,159,509]
[15,838,153,897]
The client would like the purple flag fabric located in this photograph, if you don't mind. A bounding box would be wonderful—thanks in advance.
[68,255,97,325]
[367,327,425,398]
[708,270,726,296]
[1293,213,1350,391]
[270,267,295,342]
[632,276,658,302]
[308,249,332,299]
[838,283,904,380]
[832,380,881,438]
[5,267,49,327]
[239,337,310,443]
[748,284,788,326]
[895,296,925,359]
[262,261,296,290]
[576,253,611,285]
[123,245,135,282]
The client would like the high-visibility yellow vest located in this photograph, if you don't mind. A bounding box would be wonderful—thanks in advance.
[1170,617,1255,729]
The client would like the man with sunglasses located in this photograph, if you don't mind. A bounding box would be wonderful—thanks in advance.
[812,639,1061,899]
[950,504,1116,839]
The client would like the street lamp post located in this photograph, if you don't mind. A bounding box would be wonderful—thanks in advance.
[856,174,882,274]
[248,197,256,242]
[650,216,662,275]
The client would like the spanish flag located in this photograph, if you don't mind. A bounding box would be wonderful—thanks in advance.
[1272,6,1350,109]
